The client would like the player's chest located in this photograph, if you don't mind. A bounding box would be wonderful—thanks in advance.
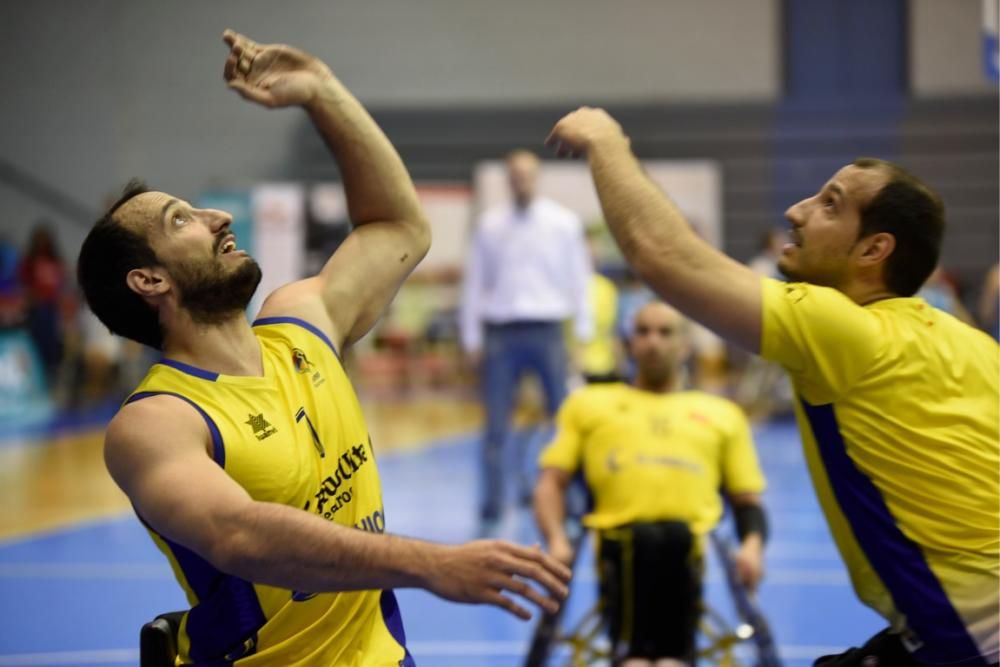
[585,403,723,464]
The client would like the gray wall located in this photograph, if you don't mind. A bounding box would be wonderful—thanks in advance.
[0,0,780,253]
[910,0,996,96]
[0,0,995,262]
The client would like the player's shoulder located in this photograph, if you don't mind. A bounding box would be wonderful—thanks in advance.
[764,278,858,310]
[108,393,206,453]
[674,390,747,421]
[566,381,630,408]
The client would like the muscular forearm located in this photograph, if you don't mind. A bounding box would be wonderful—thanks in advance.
[533,476,569,547]
[586,137,761,350]
[306,79,424,231]
[216,500,435,593]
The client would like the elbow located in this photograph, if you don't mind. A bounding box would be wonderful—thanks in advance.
[205,508,262,579]
[407,216,432,260]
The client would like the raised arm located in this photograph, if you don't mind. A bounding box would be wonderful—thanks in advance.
[222,30,430,349]
[546,108,762,351]
[106,397,569,619]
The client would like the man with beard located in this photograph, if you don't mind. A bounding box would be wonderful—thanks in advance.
[544,108,999,666]
[75,31,569,667]
[534,301,767,667]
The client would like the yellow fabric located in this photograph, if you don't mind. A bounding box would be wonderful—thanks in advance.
[761,277,999,661]
[128,319,407,667]
[580,273,619,376]
[539,383,765,535]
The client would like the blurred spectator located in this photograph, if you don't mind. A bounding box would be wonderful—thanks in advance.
[978,264,999,340]
[747,227,789,279]
[918,266,975,326]
[579,226,620,383]
[17,223,70,388]
[460,149,593,531]
[76,303,123,404]
[735,228,794,419]
[0,235,23,328]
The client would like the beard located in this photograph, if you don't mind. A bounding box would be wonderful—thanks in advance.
[171,254,262,325]
[776,257,802,282]
[634,354,675,389]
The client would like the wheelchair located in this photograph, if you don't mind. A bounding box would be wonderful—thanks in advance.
[140,610,185,667]
[523,530,782,667]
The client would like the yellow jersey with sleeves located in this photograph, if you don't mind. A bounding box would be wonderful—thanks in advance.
[538,383,765,536]
[760,277,999,666]
[124,317,413,667]
[580,273,619,377]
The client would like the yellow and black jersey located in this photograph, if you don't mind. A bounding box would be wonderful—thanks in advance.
[761,277,999,665]
[126,317,411,666]
[539,383,765,537]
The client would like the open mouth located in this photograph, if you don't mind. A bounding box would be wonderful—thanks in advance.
[218,235,237,254]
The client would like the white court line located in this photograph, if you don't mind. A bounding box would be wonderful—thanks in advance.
[572,567,849,586]
[0,562,170,579]
[0,561,849,585]
[0,649,138,666]
[0,644,852,665]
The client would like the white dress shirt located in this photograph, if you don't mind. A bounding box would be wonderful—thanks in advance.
[460,197,594,353]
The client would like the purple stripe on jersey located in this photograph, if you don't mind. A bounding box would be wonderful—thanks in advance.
[252,316,341,361]
[801,399,988,666]
[158,358,221,382]
[161,530,264,663]
[125,391,225,467]
[380,590,416,666]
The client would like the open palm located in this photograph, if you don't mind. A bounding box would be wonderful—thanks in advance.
[223,30,332,108]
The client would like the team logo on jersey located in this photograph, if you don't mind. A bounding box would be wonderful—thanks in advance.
[245,412,278,441]
[291,348,325,387]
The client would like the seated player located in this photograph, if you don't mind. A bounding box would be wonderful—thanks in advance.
[534,302,768,667]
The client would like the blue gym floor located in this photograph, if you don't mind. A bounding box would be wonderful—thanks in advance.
[0,418,884,666]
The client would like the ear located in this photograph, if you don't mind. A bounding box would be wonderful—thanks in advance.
[856,232,895,267]
[126,267,170,299]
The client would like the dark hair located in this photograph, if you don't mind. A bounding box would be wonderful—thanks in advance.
[853,157,945,297]
[77,179,164,349]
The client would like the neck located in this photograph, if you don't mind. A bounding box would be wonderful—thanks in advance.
[839,277,899,306]
[633,369,682,394]
[160,311,262,377]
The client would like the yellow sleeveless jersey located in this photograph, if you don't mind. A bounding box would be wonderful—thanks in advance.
[125,317,413,667]
[761,277,999,665]
[538,383,766,537]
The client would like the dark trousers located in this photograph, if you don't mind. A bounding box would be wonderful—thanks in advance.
[480,321,567,520]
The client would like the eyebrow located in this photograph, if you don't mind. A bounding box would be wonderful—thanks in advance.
[828,184,845,200]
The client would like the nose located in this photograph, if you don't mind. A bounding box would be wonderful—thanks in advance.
[204,208,233,233]
[784,199,807,228]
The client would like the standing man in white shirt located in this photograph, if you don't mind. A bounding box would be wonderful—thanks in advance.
[461,149,594,533]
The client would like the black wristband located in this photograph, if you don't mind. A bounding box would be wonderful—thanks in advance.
[733,503,768,543]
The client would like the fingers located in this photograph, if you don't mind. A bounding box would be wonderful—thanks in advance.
[498,574,560,615]
[484,589,531,621]
[498,551,569,601]
[505,542,572,584]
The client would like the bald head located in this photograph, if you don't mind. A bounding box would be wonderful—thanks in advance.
[506,149,540,208]
[629,301,690,390]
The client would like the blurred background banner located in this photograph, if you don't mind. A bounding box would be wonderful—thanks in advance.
[474,159,722,248]
[250,183,306,318]
[0,328,52,430]
[986,0,999,82]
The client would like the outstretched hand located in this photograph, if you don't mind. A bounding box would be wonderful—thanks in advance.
[426,540,572,620]
[545,107,628,158]
[222,29,332,109]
